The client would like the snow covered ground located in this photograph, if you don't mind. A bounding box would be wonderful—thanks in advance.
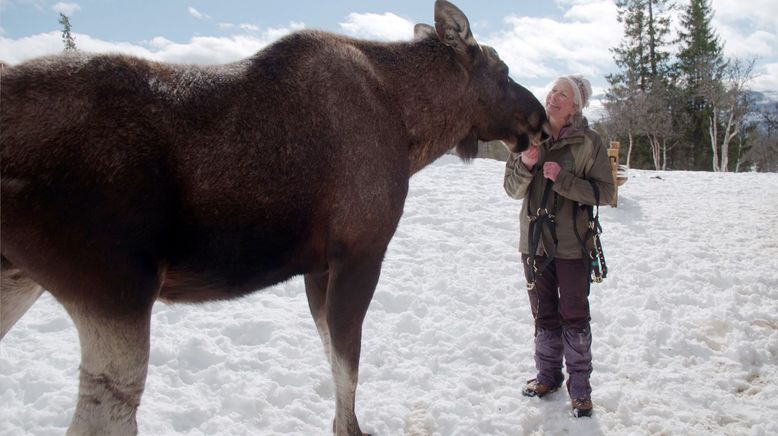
[1,155,777,435]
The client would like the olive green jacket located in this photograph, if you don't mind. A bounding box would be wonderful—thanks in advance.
[504,121,615,259]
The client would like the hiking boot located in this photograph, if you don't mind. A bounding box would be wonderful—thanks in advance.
[522,379,561,398]
[571,398,593,417]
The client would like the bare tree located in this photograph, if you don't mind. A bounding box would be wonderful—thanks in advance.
[733,119,755,173]
[744,103,778,172]
[762,103,778,137]
[603,95,638,168]
[638,81,677,170]
[702,58,755,171]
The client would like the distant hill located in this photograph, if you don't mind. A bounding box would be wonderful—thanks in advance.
[750,90,778,111]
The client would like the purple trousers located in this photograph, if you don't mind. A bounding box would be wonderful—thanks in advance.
[522,254,592,399]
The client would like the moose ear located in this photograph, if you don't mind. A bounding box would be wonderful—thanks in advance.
[434,1,478,57]
[414,23,437,41]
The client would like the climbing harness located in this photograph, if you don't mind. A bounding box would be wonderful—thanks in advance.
[527,178,608,291]
[526,179,558,291]
[574,180,608,283]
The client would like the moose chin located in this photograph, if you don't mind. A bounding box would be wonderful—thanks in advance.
[0,1,548,435]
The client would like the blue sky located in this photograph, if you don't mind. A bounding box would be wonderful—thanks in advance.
[1,0,776,113]
[1,1,562,42]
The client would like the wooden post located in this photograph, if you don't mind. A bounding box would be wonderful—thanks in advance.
[608,141,620,207]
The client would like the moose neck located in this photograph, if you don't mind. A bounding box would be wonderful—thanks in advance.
[367,39,476,175]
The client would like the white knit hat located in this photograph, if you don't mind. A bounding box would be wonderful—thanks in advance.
[557,74,592,111]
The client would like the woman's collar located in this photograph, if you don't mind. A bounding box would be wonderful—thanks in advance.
[551,122,573,142]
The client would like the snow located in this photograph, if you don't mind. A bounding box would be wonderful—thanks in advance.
[1,155,777,435]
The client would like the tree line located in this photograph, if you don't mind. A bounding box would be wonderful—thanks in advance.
[596,0,777,172]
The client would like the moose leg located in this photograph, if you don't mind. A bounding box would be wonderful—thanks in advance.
[61,294,156,436]
[326,253,383,436]
[305,271,332,363]
[64,302,153,436]
[0,267,45,339]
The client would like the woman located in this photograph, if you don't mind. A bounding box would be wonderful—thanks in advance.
[504,75,615,417]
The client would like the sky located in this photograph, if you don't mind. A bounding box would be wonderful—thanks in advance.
[2,156,777,435]
[1,0,777,116]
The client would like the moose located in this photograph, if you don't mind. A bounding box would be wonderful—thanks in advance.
[1,1,548,434]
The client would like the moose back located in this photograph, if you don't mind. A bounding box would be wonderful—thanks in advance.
[0,1,547,434]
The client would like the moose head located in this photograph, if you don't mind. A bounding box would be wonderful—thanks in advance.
[415,0,550,159]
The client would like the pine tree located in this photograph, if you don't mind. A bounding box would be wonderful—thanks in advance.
[676,0,723,96]
[708,58,756,172]
[605,0,674,169]
[675,0,726,170]
[58,13,77,52]
[610,0,672,91]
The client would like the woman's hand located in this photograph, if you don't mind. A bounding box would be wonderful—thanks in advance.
[543,162,562,181]
[521,144,539,170]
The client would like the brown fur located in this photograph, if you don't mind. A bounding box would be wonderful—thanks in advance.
[1,2,546,435]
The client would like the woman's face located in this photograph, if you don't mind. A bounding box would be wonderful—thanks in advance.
[545,80,576,124]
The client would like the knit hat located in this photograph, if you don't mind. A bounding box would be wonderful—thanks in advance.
[557,74,592,111]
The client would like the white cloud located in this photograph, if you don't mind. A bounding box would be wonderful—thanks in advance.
[751,62,778,94]
[144,35,264,64]
[712,0,778,31]
[239,24,260,32]
[717,25,777,59]
[711,0,778,60]
[334,1,620,88]
[339,12,415,41]
[0,23,306,66]
[331,0,621,102]
[265,22,305,42]
[482,1,620,83]
[0,32,62,63]
[52,2,80,15]
[188,6,210,20]
[216,21,298,36]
